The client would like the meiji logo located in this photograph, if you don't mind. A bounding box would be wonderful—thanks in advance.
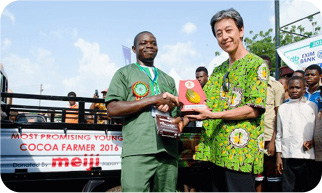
[52,154,99,171]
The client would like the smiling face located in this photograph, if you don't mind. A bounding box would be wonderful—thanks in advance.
[214,18,244,55]
[132,32,158,66]
[288,79,305,99]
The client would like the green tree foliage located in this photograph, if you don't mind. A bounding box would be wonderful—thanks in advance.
[243,18,321,73]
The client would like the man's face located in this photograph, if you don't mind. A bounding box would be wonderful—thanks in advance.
[288,79,305,99]
[133,33,158,63]
[305,69,321,86]
[214,18,244,54]
[196,71,208,88]
[69,95,76,106]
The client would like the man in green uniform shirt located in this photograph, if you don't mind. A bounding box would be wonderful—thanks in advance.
[105,31,180,192]
[185,8,268,192]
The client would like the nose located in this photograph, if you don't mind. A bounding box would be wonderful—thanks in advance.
[222,31,229,40]
[146,42,154,48]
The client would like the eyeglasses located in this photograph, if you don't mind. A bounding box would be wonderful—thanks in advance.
[222,71,230,92]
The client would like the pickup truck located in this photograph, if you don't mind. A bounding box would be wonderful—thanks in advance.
[1,68,210,192]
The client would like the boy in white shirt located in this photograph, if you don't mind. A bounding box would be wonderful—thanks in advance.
[276,76,318,192]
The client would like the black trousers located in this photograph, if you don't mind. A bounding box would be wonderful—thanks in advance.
[211,164,255,192]
[281,158,315,192]
[312,161,322,190]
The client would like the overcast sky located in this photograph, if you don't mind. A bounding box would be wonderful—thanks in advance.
[1,0,322,108]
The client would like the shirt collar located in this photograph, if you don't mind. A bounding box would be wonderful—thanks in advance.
[306,87,321,95]
[289,97,307,103]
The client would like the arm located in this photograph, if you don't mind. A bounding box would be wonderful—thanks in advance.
[266,106,279,156]
[276,152,283,175]
[90,94,99,110]
[275,111,283,174]
[106,92,178,117]
[185,105,261,121]
[304,103,319,150]
[303,104,318,150]
[268,83,284,156]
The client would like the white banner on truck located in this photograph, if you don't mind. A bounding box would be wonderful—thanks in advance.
[1,129,123,173]
[277,35,322,71]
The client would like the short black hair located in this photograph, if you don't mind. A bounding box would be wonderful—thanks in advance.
[293,70,305,76]
[305,64,322,75]
[210,8,244,37]
[67,91,76,97]
[196,66,208,75]
[288,76,305,86]
[133,31,154,47]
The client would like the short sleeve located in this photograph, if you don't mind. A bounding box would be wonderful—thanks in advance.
[275,109,283,153]
[274,81,285,108]
[105,68,129,103]
[244,61,269,109]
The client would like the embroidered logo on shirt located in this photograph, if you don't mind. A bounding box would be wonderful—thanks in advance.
[257,133,265,152]
[220,86,228,100]
[132,81,149,100]
[229,87,243,108]
[257,63,268,81]
[229,128,250,148]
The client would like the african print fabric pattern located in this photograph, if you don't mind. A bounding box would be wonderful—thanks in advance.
[194,53,268,174]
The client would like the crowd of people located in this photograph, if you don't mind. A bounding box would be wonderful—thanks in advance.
[64,89,122,125]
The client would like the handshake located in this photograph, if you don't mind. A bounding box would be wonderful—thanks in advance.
[154,92,181,113]
[153,92,192,134]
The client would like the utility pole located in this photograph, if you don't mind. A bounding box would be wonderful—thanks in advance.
[275,0,281,80]
[39,84,43,107]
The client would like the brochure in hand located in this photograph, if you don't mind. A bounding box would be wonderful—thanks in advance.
[155,114,181,139]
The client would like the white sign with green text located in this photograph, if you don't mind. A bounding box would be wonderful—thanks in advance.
[277,35,322,70]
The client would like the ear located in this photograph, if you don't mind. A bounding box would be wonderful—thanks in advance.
[239,27,244,39]
[132,46,136,53]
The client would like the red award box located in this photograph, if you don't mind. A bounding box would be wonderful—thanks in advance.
[179,80,209,113]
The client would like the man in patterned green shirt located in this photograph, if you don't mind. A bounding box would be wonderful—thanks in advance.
[105,31,181,192]
[185,8,268,192]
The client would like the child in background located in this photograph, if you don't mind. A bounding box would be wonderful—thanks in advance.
[304,64,322,111]
[275,76,318,192]
[278,77,290,102]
